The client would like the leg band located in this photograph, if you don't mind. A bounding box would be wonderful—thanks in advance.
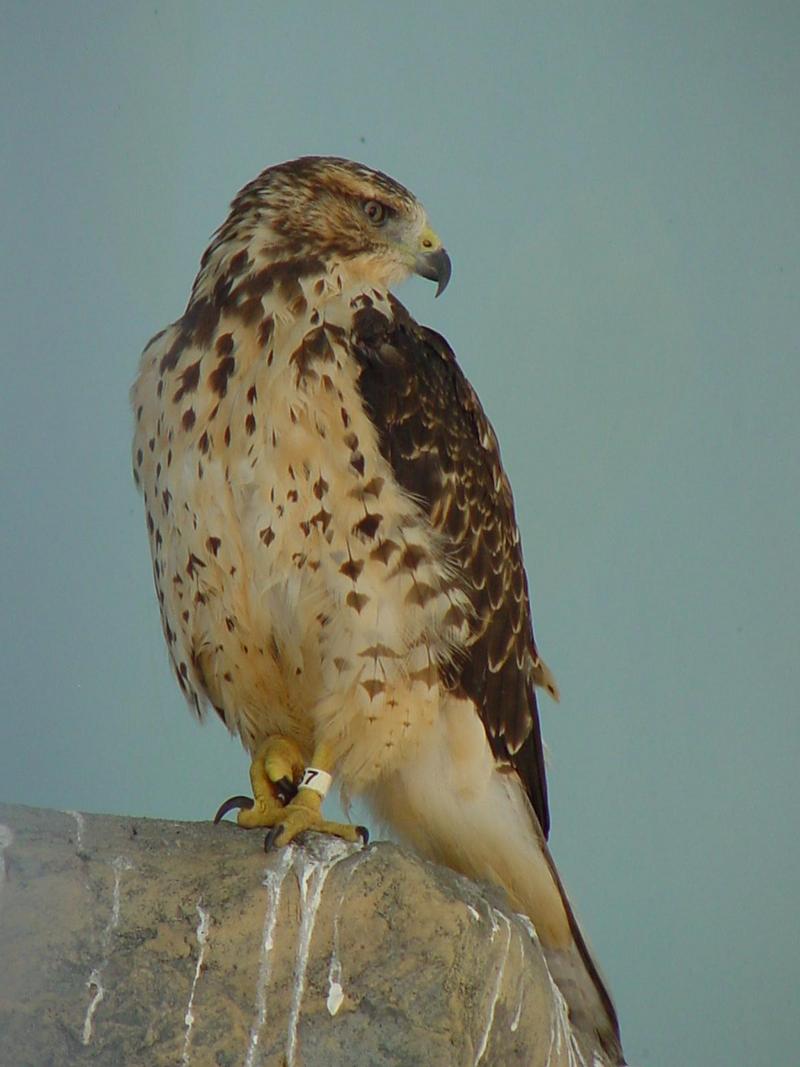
[299,767,332,798]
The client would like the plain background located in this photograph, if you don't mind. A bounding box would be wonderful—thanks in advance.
[1,4,798,1065]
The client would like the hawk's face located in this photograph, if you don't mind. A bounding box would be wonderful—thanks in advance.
[229,156,451,295]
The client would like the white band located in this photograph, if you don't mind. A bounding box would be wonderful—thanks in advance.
[299,767,332,797]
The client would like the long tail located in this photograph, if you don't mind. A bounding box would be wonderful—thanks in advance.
[367,756,625,1065]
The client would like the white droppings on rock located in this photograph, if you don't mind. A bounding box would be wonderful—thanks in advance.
[326,974,344,1017]
[286,837,356,1064]
[474,908,512,1065]
[510,980,525,1033]
[543,961,587,1067]
[510,929,527,1032]
[487,906,500,940]
[82,968,105,1045]
[81,856,134,1045]
[109,856,133,928]
[515,912,539,942]
[466,904,481,922]
[326,846,374,1016]
[477,903,593,1066]
[65,810,85,852]
[244,846,295,1067]
[181,900,211,1066]
[0,824,14,915]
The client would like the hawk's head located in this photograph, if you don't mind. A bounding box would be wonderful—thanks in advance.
[221,156,451,296]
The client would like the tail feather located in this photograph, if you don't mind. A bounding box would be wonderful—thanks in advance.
[367,738,625,1065]
[537,827,625,1065]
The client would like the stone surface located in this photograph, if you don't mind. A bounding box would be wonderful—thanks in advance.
[0,803,586,1067]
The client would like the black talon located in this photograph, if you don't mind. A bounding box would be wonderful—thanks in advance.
[213,795,254,824]
[356,825,370,845]
[275,776,298,805]
[264,824,284,852]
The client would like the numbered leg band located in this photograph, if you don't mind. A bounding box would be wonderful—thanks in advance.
[299,767,332,798]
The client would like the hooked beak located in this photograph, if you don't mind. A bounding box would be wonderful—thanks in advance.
[414,246,452,297]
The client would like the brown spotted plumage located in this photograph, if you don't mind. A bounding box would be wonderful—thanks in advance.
[132,156,624,1064]
[351,298,560,833]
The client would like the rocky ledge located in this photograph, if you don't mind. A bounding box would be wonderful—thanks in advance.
[0,802,586,1066]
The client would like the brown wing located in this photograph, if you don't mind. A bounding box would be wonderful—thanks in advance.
[351,296,552,837]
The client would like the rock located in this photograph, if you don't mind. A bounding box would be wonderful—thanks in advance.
[0,803,586,1066]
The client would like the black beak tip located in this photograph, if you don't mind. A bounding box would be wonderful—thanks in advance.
[434,249,452,297]
[416,247,452,297]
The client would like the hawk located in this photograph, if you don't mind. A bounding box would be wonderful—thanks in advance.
[132,157,624,1064]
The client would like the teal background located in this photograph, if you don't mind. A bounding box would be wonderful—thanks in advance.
[1,4,798,1064]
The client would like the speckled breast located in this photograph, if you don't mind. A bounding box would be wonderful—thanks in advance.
[133,279,470,785]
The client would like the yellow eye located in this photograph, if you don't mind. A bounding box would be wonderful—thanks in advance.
[362,199,387,225]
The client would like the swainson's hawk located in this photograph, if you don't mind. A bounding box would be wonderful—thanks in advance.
[132,156,624,1064]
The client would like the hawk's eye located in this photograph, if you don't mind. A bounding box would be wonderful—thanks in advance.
[362,199,388,225]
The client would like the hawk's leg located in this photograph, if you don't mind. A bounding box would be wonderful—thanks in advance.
[213,735,304,828]
[264,740,368,851]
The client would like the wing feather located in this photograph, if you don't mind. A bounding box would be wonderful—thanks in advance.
[352,297,553,836]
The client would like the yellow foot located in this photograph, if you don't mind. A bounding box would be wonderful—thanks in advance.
[213,735,305,828]
[264,788,368,852]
